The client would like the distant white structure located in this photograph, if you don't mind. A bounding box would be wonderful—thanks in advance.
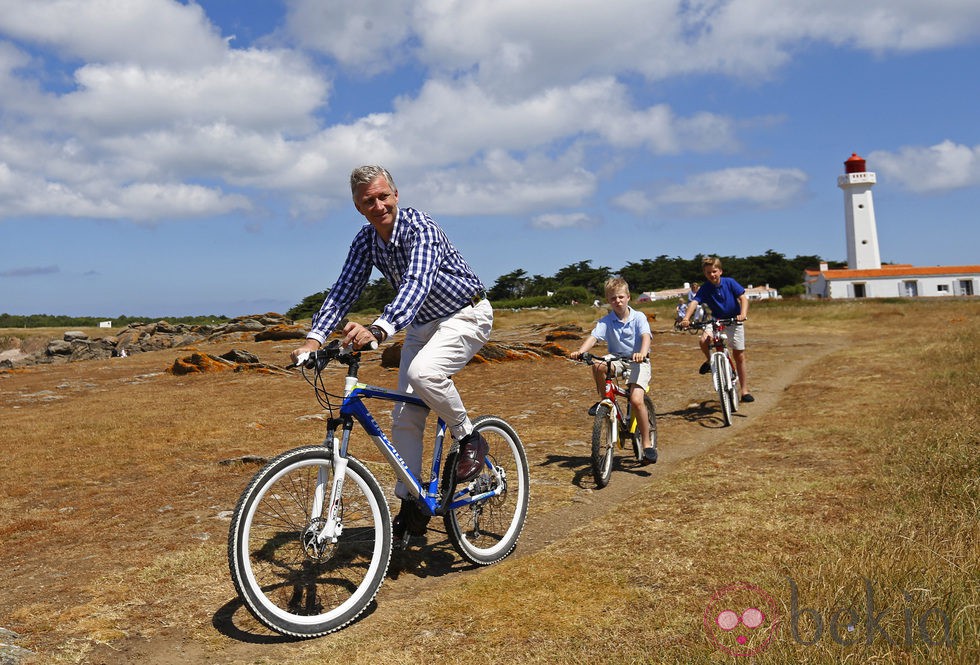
[838,153,881,270]
[640,282,779,302]
[99,321,112,328]
[745,285,780,301]
[805,153,980,299]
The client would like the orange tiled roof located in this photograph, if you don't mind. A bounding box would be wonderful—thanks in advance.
[821,265,980,279]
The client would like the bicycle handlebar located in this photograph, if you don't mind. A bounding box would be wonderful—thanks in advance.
[689,317,742,330]
[577,352,643,365]
[291,339,377,370]
[291,339,378,369]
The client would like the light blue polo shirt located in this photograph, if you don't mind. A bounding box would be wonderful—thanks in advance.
[591,307,650,356]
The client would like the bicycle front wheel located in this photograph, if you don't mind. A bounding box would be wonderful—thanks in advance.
[444,416,530,565]
[228,446,392,637]
[728,355,740,413]
[712,354,733,426]
[643,393,658,453]
[591,404,615,488]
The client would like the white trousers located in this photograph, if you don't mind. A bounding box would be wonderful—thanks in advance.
[391,299,493,499]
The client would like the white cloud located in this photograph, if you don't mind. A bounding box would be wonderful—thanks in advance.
[284,0,414,73]
[531,212,595,230]
[617,166,809,217]
[411,150,597,216]
[0,160,250,220]
[59,49,327,135]
[612,190,655,217]
[0,0,226,67]
[371,1,980,93]
[870,141,980,193]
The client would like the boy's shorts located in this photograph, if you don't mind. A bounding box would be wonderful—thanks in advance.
[704,321,745,351]
[607,357,651,391]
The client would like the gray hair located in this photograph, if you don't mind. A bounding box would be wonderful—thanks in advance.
[350,165,396,199]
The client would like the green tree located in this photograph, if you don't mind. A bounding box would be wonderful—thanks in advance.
[488,269,530,301]
[286,291,329,320]
[553,260,611,294]
[352,277,396,312]
[286,277,396,320]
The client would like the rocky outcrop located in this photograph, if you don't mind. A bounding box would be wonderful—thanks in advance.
[2,314,308,368]
[545,330,583,341]
[169,349,290,376]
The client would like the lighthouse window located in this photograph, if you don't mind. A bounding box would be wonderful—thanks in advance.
[857,204,864,209]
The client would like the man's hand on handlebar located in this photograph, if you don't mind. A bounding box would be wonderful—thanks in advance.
[341,321,380,350]
[290,339,321,365]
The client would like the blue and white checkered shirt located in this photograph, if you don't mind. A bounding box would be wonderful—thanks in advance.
[308,206,485,343]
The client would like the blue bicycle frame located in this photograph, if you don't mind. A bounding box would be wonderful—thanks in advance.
[330,375,498,519]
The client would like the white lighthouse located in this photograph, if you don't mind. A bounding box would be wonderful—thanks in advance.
[837,153,881,270]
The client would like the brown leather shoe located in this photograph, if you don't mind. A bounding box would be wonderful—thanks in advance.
[392,499,430,539]
[455,431,489,482]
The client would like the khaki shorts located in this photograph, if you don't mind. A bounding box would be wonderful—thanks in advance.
[703,321,745,351]
[607,357,651,391]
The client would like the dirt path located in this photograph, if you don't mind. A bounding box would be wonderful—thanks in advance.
[364,331,845,603]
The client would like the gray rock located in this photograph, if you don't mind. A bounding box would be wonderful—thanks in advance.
[45,339,72,355]
[220,349,260,364]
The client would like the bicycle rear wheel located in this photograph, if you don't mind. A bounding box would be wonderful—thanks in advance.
[712,354,733,426]
[228,446,391,637]
[591,404,615,487]
[444,416,530,565]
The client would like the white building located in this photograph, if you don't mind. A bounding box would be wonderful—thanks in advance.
[806,263,978,298]
[641,283,780,302]
[745,285,780,300]
[804,153,980,299]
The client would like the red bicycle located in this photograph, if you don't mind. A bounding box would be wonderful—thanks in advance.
[577,353,658,488]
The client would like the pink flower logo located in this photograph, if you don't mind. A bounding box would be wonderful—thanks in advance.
[704,582,779,656]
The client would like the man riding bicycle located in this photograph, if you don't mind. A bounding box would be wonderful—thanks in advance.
[290,165,493,540]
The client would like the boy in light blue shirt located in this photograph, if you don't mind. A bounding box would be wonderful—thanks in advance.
[571,277,656,464]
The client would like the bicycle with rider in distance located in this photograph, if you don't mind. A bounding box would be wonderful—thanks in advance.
[690,318,741,426]
[674,301,706,333]
[576,353,658,488]
[227,340,530,637]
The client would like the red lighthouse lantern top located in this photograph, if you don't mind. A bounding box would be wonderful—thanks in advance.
[844,153,866,174]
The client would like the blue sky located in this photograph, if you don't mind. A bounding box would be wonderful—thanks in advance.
[1,1,979,317]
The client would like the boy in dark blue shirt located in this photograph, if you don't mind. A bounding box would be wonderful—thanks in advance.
[680,256,753,402]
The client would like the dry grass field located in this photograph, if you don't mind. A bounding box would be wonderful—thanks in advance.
[1,298,977,664]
